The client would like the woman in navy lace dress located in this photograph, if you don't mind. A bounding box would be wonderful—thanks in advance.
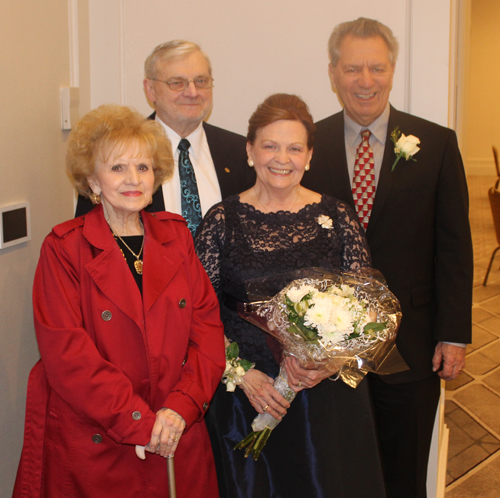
[195,94,386,498]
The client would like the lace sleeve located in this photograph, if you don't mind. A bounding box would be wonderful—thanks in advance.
[336,201,372,271]
[194,203,226,297]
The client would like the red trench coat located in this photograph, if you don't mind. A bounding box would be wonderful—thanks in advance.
[13,205,225,498]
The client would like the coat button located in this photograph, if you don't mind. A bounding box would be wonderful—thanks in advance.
[179,299,187,309]
[202,402,208,411]
[132,411,142,420]
[101,310,112,321]
[92,434,103,444]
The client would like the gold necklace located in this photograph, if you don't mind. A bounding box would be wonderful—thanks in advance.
[110,227,145,275]
[255,185,301,213]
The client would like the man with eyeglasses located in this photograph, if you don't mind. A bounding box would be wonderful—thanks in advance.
[76,40,254,228]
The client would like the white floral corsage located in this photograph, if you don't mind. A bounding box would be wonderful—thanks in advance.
[317,215,333,230]
[391,126,420,172]
[222,341,254,392]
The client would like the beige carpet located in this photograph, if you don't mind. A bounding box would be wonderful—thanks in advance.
[445,175,500,497]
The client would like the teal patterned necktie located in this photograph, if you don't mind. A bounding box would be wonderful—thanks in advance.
[178,139,202,237]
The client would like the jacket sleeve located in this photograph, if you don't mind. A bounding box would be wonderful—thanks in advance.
[162,224,226,429]
[433,129,473,343]
[33,232,157,446]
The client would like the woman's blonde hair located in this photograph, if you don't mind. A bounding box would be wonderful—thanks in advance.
[66,104,174,197]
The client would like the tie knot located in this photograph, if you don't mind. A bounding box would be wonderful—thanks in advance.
[361,129,371,141]
[178,139,191,152]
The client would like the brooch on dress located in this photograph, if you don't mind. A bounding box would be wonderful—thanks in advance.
[317,215,333,229]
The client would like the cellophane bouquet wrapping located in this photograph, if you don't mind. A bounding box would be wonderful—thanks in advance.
[234,267,406,460]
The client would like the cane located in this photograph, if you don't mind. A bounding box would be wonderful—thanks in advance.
[136,446,177,497]
[167,455,177,498]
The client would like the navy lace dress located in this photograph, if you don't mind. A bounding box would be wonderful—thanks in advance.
[195,195,386,498]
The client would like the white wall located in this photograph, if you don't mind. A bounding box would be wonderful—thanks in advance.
[86,2,454,497]
[89,0,453,134]
[0,0,90,495]
[462,0,500,175]
[1,0,455,495]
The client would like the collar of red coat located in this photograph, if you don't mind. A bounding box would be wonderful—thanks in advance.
[54,203,188,249]
[53,203,191,319]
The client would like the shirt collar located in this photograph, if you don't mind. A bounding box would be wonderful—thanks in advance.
[344,103,390,146]
[155,117,204,160]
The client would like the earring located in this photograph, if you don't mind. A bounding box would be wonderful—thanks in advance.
[90,192,101,205]
[248,159,254,167]
[305,164,310,171]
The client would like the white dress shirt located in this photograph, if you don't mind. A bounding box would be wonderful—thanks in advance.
[155,118,222,216]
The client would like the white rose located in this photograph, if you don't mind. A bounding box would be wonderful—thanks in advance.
[226,381,236,392]
[287,285,316,303]
[396,134,420,158]
[235,366,246,377]
[224,361,233,374]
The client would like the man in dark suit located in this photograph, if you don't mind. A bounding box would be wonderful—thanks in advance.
[76,40,254,218]
[302,18,473,498]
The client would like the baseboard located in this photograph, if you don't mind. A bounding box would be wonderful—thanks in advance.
[465,158,496,176]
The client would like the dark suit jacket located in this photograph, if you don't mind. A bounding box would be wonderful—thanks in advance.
[75,115,255,217]
[302,106,473,383]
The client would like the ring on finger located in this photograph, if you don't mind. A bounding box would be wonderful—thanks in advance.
[263,405,269,412]
[298,381,302,387]
[169,436,178,442]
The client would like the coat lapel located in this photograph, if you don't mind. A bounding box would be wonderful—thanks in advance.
[83,209,186,322]
[141,212,185,316]
[83,206,145,326]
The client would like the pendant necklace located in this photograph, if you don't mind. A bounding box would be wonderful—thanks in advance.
[110,226,145,275]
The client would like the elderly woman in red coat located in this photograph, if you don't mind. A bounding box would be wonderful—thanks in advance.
[13,105,225,498]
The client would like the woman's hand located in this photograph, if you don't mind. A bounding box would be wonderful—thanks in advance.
[284,356,338,392]
[240,369,290,421]
[144,408,186,458]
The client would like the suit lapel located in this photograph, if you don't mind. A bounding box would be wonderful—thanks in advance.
[317,113,355,209]
[366,106,399,235]
[145,112,166,212]
[203,122,230,197]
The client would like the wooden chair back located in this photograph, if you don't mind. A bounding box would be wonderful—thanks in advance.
[489,187,500,246]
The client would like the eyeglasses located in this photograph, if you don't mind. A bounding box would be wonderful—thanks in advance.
[151,77,214,92]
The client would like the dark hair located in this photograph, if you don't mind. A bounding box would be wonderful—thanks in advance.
[247,93,315,149]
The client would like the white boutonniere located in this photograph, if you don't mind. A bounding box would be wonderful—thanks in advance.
[317,215,333,230]
[391,127,420,172]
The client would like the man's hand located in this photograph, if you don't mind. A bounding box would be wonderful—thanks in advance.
[432,342,466,381]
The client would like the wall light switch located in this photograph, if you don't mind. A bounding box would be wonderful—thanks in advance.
[60,87,80,130]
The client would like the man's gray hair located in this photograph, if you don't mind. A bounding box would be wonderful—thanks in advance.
[328,17,399,66]
[144,40,212,79]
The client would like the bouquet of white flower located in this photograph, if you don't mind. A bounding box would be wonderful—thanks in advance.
[234,267,405,460]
